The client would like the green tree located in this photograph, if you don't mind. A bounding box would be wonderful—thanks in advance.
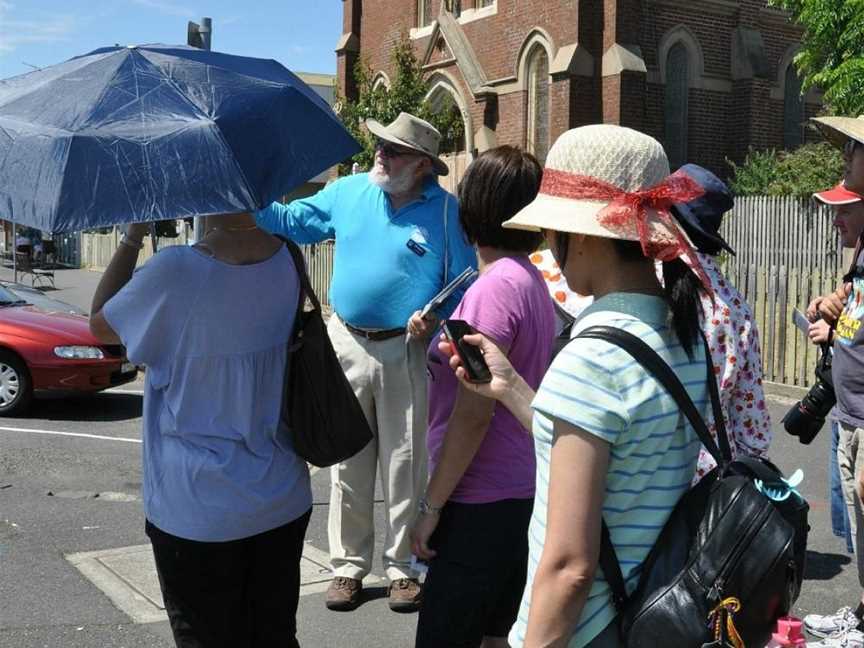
[728,142,845,197]
[336,34,464,174]
[769,0,864,116]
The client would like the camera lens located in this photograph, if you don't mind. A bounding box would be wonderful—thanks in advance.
[783,377,836,444]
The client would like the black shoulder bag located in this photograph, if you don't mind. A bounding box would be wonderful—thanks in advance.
[280,239,373,467]
[576,326,808,648]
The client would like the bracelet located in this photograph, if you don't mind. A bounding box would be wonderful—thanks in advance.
[120,235,144,250]
[418,497,443,516]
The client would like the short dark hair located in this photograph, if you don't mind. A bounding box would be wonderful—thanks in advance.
[457,146,544,253]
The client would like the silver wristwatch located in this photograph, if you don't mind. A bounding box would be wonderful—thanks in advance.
[120,234,144,250]
[418,497,443,516]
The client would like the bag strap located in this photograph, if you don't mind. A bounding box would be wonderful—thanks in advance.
[700,334,733,463]
[574,325,731,610]
[443,193,449,286]
[278,237,322,347]
[577,326,730,464]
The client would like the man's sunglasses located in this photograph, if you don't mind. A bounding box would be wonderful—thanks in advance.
[375,140,422,159]
[845,138,862,157]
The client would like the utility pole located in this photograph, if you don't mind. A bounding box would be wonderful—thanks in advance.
[187,17,212,244]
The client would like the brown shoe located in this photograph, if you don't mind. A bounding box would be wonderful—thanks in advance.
[326,576,362,611]
[388,578,422,612]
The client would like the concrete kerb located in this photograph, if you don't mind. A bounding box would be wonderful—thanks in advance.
[764,380,808,404]
[65,539,386,625]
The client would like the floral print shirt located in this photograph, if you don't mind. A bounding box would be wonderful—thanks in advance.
[529,249,593,323]
[695,253,771,480]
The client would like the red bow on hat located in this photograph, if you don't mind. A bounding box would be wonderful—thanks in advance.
[539,168,712,294]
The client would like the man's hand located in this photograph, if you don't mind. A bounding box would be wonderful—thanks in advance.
[808,319,832,345]
[806,296,824,322]
[407,310,438,339]
[857,477,864,505]
[818,283,852,323]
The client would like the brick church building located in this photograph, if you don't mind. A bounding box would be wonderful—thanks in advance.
[335,0,820,184]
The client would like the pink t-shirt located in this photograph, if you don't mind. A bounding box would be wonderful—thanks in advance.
[426,255,556,503]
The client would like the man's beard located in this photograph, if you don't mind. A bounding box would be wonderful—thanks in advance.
[369,159,421,195]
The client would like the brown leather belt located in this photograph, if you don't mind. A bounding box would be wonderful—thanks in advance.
[341,318,405,341]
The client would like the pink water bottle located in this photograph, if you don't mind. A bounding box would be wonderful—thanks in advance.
[765,616,807,647]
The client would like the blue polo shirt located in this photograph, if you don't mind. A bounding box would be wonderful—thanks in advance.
[256,173,477,329]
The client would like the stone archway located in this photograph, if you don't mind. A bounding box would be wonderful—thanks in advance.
[425,73,472,191]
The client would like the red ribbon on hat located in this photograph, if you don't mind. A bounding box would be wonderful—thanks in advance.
[539,168,712,295]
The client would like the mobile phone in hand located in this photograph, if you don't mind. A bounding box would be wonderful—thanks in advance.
[442,319,492,383]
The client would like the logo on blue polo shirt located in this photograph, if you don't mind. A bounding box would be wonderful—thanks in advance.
[407,228,429,257]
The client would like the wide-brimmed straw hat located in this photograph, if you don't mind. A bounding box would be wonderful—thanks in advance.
[811,115,864,150]
[503,125,695,247]
[365,112,449,176]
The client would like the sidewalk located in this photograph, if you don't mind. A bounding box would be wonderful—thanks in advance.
[0,264,103,314]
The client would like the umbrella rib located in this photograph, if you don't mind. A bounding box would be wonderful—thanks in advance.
[84,50,210,132]
[0,50,120,110]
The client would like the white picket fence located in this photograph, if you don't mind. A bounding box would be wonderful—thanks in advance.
[720,196,845,388]
[77,196,844,388]
[80,227,336,308]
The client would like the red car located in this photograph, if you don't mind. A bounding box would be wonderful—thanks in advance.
[0,285,137,415]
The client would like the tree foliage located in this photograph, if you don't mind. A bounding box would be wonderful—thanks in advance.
[336,35,465,174]
[728,142,845,197]
[769,0,864,116]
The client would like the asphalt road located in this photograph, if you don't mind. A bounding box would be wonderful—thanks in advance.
[0,385,858,648]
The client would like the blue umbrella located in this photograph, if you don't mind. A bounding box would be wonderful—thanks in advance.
[0,44,360,232]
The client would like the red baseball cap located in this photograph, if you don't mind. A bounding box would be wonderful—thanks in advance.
[813,183,864,205]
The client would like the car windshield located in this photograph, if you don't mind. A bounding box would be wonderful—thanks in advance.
[0,285,28,306]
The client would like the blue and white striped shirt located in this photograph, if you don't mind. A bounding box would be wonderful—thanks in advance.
[509,293,708,648]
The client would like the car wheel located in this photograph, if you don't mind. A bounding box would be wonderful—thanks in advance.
[0,350,32,416]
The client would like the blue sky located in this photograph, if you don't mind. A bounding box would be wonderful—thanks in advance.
[0,0,342,79]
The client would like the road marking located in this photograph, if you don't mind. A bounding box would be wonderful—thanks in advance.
[0,427,327,475]
[0,425,141,444]
[105,388,144,395]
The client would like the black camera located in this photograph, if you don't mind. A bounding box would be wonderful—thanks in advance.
[153,219,181,238]
[783,345,835,444]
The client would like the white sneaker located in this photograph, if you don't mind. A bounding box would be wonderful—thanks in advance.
[807,628,864,648]
[805,607,862,638]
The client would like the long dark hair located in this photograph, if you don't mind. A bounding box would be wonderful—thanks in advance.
[613,240,703,356]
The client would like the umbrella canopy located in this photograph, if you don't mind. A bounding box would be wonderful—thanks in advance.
[0,44,360,232]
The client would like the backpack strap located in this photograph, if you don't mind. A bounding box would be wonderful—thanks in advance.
[577,326,730,465]
[574,325,730,610]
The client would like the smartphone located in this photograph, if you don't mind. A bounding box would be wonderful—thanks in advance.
[442,319,492,383]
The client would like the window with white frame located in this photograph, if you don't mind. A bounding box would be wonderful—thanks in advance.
[526,46,550,164]
[664,42,689,171]
[418,0,433,28]
[477,0,494,7]
[783,64,805,149]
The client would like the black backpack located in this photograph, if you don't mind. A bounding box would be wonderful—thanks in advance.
[575,326,808,648]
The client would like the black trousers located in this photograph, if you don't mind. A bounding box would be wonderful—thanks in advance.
[146,508,312,648]
[415,498,533,648]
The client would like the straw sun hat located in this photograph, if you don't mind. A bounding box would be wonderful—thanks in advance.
[503,125,703,258]
[811,115,864,150]
[365,112,450,176]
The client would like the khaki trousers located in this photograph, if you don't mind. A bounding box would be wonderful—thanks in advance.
[326,315,429,581]
[838,422,864,588]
